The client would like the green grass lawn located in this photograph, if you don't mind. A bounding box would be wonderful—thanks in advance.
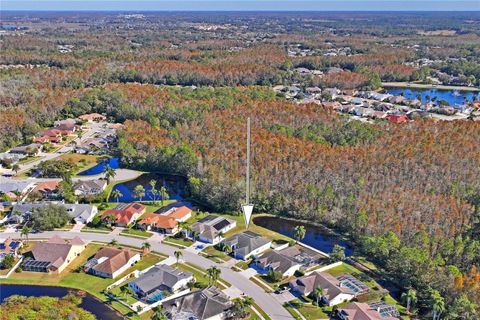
[211,213,291,242]
[162,236,194,248]
[17,155,42,165]
[235,260,251,270]
[201,246,232,262]
[287,299,330,320]
[60,153,101,175]
[120,228,153,239]
[0,244,163,319]
[109,280,139,305]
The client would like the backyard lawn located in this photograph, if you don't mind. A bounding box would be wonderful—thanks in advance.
[286,299,330,320]
[60,153,101,174]
[0,244,164,319]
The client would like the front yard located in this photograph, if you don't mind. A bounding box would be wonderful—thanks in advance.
[201,246,232,263]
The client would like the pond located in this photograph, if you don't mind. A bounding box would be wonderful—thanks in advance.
[385,87,479,106]
[110,172,188,202]
[78,157,120,176]
[253,216,353,256]
[0,284,122,320]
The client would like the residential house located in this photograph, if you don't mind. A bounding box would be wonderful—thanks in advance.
[10,143,42,156]
[102,203,145,227]
[223,231,271,260]
[289,272,368,306]
[190,215,237,244]
[79,113,106,122]
[338,302,399,320]
[385,114,409,123]
[74,180,107,197]
[0,181,35,196]
[33,129,63,144]
[129,264,193,303]
[0,238,23,263]
[84,247,140,278]
[12,202,98,225]
[31,181,60,199]
[0,153,26,166]
[161,206,192,222]
[23,236,85,273]
[54,118,77,133]
[254,248,301,278]
[138,213,179,234]
[162,286,233,320]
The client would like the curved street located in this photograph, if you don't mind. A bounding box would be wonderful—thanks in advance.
[0,230,295,320]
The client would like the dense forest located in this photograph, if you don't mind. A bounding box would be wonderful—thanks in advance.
[0,12,479,318]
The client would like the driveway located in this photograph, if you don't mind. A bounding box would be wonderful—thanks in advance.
[0,231,294,320]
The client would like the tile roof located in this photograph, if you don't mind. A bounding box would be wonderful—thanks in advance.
[340,302,393,320]
[139,213,177,229]
[256,249,300,274]
[88,247,138,275]
[289,271,356,298]
[102,203,145,225]
[164,206,192,220]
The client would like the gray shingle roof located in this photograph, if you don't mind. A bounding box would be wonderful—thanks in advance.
[130,264,192,294]
[223,231,270,257]
[162,286,232,320]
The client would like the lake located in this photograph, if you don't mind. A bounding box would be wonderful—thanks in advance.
[0,284,122,320]
[109,172,188,202]
[385,87,479,106]
[253,216,353,256]
[78,157,120,176]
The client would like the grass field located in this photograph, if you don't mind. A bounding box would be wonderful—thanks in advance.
[163,236,194,248]
[0,244,163,319]
[120,228,153,239]
[285,299,329,320]
[60,153,101,174]
[201,246,232,262]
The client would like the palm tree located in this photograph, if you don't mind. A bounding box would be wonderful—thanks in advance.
[149,179,157,203]
[12,163,20,175]
[120,285,133,301]
[152,306,167,320]
[104,165,116,184]
[232,296,253,318]
[429,289,445,320]
[109,239,119,247]
[314,287,324,306]
[191,230,199,241]
[293,225,306,242]
[111,189,123,203]
[174,250,183,264]
[133,185,145,202]
[21,225,31,242]
[142,241,151,255]
[206,266,221,285]
[159,186,169,206]
[401,289,417,313]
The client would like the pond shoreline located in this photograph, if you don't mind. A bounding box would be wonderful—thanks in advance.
[382,82,480,92]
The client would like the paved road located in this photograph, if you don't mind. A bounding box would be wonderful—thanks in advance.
[0,231,294,320]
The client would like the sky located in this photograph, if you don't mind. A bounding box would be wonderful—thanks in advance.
[2,0,480,12]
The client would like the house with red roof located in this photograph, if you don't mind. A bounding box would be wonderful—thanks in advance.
[137,213,179,234]
[161,206,192,222]
[79,113,106,123]
[102,203,146,227]
[386,114,409,123]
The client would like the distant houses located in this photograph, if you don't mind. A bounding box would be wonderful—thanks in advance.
[84,247,141,279]
[10,143,42,156]
[223,231,271,260]
[23,236,85,273]
[162,286,233,320]
[129,264,193,303]
[191,215,237,244]
[102,203,146,227]
[79,113,106,123]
